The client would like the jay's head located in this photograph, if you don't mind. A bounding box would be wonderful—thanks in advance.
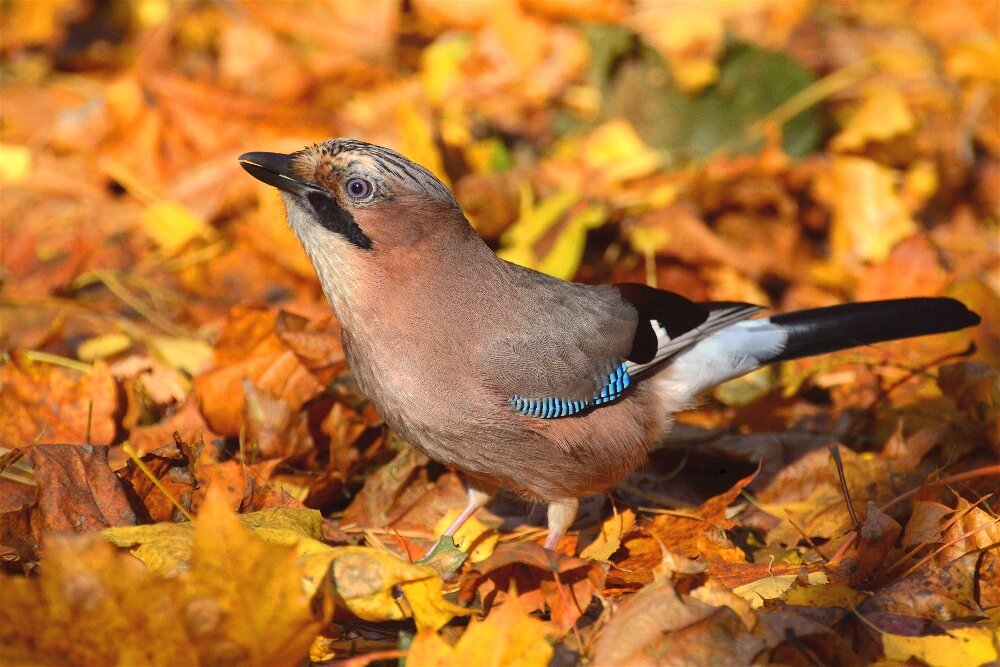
[239,139,467,266]
[239,139,474,318]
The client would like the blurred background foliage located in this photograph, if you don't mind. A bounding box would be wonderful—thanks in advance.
[1,0,997,463]
[1,3,999,663]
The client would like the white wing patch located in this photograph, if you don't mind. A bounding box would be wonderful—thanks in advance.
[626,304,765,378]
[664,318,789,396]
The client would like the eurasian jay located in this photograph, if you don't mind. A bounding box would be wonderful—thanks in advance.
[239,139,981,551]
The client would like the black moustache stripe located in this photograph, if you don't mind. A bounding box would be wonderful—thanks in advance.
[306,191,373,250]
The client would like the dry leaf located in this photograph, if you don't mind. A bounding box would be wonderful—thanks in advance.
[407,594,553,667]
[0,352,118,447]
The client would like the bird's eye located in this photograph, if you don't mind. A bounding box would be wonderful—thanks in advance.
[345,177,374,200]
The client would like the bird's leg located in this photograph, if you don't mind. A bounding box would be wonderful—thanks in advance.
[441,484,494,541]
[544,497,579,551]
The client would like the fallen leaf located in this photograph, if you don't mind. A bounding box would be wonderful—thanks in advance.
[407,594,553,667]
[192,308,328,436]
[242,381,314,464]
[851,501,903,587]
[831,87,915,152]
[0,534,200,665]
[433,509,498,563]
[0,444,136,563]
[882,627,998,667]
[614,473,756,585]
[864,551,983,621]
[826,156,919,264]
[0,352,118,447]
[176,488,326,661]
[592,577,764,666]
[458,541,606,632]
[579,508,635,561]
[2,490,326,665]
[315,547,469,631]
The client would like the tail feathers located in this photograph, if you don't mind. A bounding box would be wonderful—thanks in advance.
[665,297,979,396]
[768,297,980,363]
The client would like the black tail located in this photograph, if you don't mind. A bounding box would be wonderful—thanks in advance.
[770,298,980,363]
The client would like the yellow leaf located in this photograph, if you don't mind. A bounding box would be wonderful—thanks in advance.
[141,201,211,256]
[105,507,328,578]
[147,335,213,376]
[581,120,662,185]
[784,583,868,609]
[627,225,671,258]
[689,578,757,630]
[831,88,915,152]
[102,522,195,576]
[0,534,199,665]
[434,510,498,563]
[1,0,78,45]
[465,137,513,174]
[397,100,450,187]
[407,596,553,667]
[239,507,331,557]
[630,1,724,91]
[946,36,1000,82]
[537,203,606,280]
[501,189,581,248]
[77,332,134,362]
[420,35,472,106]
[828,156,918,264]
[714,366,776,407]
[17,496,326,665]
[499,190,607,280]
[732,574,798,608]
[580,508,635,561]
[882,627,998,667]
[315,547,469,631]
[186,489,326,661]
[0,143,31,183]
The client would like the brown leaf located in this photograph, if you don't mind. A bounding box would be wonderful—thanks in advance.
[612,473,756,586]
[864,551,984,621]
[115,439,198,523]
[0,444,136,563]
[193,308,333,436]
[242,381,314,464]
[592,577,765,666]
[458,541,606,632]
[0,352,118,447]
[856,234,949,302]
[127,398,220,457]
[341,440,468,540]
[851,501,903,587]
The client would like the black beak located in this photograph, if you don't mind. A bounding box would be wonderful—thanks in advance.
[238,151,319,195]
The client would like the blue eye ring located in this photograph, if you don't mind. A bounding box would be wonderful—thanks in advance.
[345,177,374,200]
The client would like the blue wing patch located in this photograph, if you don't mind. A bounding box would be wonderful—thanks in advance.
[509,362,631,418]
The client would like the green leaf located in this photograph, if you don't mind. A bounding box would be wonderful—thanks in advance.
[603,41,822,161]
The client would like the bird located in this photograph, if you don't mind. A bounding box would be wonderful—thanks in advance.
[238,139,981,552]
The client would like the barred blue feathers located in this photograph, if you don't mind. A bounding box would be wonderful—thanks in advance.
[509,362,631,418]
